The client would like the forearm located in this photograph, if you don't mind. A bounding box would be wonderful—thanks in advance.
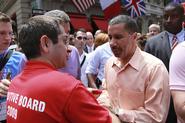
[114,108,165,123]
[171,90,185,122]
[87,73,97,88]
[178,105,185,122]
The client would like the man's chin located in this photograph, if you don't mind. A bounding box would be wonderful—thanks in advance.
[113,52,120,58]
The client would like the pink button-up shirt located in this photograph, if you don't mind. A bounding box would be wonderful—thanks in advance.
[102,47,170,123]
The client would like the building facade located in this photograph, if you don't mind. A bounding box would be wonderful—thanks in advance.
[0,0,164,34]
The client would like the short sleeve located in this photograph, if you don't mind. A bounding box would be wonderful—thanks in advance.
[169,42,185,91]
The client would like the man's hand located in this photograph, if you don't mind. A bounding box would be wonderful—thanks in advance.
[0,79,11,96]
[97,90,112,108]
[87,88,102,98]
[109,110,122,123]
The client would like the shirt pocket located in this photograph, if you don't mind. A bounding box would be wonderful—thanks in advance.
[119,87,144,110]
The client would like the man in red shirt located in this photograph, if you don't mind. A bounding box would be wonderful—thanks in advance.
[6,15,118,123]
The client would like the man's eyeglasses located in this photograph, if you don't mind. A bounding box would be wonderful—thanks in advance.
[76,36,87,40]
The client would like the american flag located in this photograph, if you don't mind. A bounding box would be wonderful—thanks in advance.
[121,0,146,18]
[71,0,96,13]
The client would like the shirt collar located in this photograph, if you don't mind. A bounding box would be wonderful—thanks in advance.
[167,29,184,39]
[112,47,141,71]
[25,60,55,70]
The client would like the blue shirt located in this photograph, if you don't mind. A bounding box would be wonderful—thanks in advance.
[1,51,27,79]
[0,50,27,121]
[85,42,113,81]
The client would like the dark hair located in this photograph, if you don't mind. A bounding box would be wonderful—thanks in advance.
[73,28,86,37]
[165,2,184,16]
[109,15,138,33]
[0,12,11,23]
[18,15,62,59]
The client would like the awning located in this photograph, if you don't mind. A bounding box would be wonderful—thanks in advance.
[69,14,92,31]
[92,16,108,32]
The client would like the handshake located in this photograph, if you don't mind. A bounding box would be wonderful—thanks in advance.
[87,88,102,98]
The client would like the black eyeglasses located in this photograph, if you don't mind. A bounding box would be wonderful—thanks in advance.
[76,36,87,40]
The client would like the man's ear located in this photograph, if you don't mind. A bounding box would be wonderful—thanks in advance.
[132,32,138,40]
[40,35,50,53]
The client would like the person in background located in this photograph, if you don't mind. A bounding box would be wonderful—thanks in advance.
[0,12,26,123]
[85,32,109,88]
[6,15,117,123]
[137,34,147,51]
[94,29,104,38]
[73,28,89,87]
[169,41,185,123]
[147,23,160,38]
[68,34,75,46]
[84,31,95,53]
[144,2,185,122]
[98,14,170,123]
[44,10,81,80]
[94,33,109,49]
[8,34,18,51]
[85,35,113,89]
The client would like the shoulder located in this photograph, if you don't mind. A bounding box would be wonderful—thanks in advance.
[48,71,81,88]
[145,31,168,52]
[10,51,27,62]
[69,45,78,51]
[141,51,164,65]
[95,42,109,51]
[69,45,79,55]
[94,42,112,57]
[139,51,169,82]
[140,51,168,75]
[146,31,167,44]
[12,51,26,58]
[170,42,185,68]
[9,51,26,62]
[173,41,185,52]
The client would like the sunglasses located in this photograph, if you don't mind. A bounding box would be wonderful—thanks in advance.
[76,36,87,40]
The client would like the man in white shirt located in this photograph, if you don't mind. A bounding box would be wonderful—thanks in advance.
[84,32,94,53]
[73,29,89,87]
[85,42,113,88]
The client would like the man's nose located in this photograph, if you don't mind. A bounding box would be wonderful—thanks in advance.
[109,39,117,46]
[4,34,12,40]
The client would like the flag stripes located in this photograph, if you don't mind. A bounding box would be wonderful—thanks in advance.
[72,0,95,13]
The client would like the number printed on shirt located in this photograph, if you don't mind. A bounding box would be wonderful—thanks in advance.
[7,106,17,119]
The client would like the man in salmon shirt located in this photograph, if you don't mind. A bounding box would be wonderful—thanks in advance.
[98,15,170,123]
[6,15,120,123]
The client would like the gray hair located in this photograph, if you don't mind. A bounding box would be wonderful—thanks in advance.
[44,10,70,24]
[109,15,138,33]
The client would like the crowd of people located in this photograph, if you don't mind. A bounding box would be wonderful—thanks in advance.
[0,1,185,123]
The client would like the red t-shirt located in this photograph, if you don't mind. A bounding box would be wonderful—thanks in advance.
[7,61,111,123]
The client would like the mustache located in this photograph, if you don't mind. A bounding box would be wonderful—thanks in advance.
[111,45,120,50]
